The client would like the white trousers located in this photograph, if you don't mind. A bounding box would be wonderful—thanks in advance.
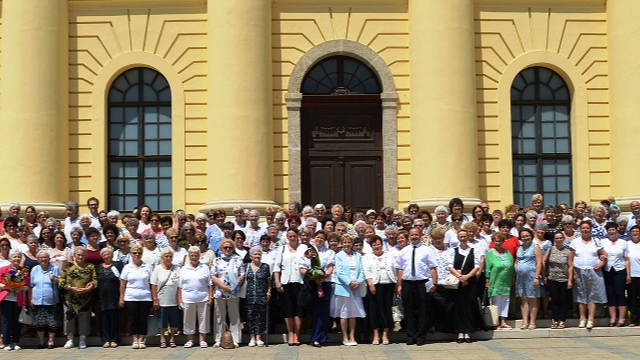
[183,301,210,335]
[214,297,241,343]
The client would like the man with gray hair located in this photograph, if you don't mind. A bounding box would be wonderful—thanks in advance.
[64,201,80,243]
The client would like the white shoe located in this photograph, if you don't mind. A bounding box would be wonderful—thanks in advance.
[586,321,594,329]
[184,340,193,348]
[79,341,87,349]
[256,340,265,347]
[64,340,74,349]
[212,342,220,348]
[3,345,11,351]
[248,340,256,347]
[199,341,208,348]
[578,320,586,328]
[233,342,239,348]
[12,345,21,351]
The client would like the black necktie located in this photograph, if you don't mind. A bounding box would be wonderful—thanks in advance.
[411,245,417,277]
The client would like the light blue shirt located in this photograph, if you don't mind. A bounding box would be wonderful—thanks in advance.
[30,264,61,306]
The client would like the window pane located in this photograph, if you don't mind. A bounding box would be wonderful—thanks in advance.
[542,139,555,153]
[556,139,570,153]
[522,139,536,153]
[555,106,569,121]
[144,163,158,177]
[524,177,537,191]
[125,85,140,102]
[543,177,556,192]
[159,162,171,177]
[159,179,172,193]
[541,123,555,137]
[145,179,158,193]
[108,68,172,212]
[158,140,172,155]
[159,196,172,211]
[557,176,571,191]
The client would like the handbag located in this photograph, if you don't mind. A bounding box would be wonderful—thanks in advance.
[481,289,499,327]
[220,322,235,349]
[18,307,33,325]
[391,295,404,322]
[443,248,471,289]
[147,314,159,337]
[442,274,460,289]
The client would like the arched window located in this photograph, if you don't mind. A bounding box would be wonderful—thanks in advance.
[511,67,572,206]
[301,56,381,95]
[108,67,172,212]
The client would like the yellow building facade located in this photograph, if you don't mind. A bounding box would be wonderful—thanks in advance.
[0,0,633,216]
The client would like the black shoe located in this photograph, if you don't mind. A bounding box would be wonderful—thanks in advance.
[416,341,425,346]
[311,342,321,348]
[406,339,416,345]
[38,344,45,349]
[465,338,472,343]
[47,344,54,350]
[456,338,464,344]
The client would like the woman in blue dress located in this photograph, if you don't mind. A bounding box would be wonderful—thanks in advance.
[515,228,542,329]
[534,223,552,318]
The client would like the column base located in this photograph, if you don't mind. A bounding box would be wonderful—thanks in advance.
[199,199,282,215]
[405,197,482,213]
[612,195,640,212]
[0,202,68,219]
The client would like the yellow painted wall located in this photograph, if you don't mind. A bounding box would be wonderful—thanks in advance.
[272,2,410,208]
[474,2,609,211]
[68,0,206,214]
[0,1,616,214]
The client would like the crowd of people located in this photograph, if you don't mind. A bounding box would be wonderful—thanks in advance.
[0,194,638,350]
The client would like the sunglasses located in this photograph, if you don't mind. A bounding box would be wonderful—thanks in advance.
[0,244,10,248]
[452,218,463,222]
[131,251,142,255]
[169,236,178,239]
[222,247,233,250]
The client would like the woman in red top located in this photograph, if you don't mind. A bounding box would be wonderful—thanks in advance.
[0,249,30,350]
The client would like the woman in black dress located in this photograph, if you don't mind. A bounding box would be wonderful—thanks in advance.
[244,248,271,347]
[95,247,123,347]
[448,229,485,343]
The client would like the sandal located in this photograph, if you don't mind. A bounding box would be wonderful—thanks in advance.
[103,342,110,348]
[557,321,565,329]
[160,342,167,348]
[550,322,558,329]
[169,341,177,348]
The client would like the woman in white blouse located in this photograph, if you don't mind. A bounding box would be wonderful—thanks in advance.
[178,246,213,348]
[274,229,304,346]
[626,225,640,326]
[602,222,630,326]
[364,235,396,345]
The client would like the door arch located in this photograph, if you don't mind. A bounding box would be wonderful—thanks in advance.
[286,40,398,208]
[301,56,382,210]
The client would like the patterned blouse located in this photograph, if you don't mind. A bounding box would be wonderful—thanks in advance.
[244,263,271,306]
[211,254,246,300]
[59,262,98,313]
[547,246,570,282]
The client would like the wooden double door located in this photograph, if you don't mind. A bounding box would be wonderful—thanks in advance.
[301,95,383,211]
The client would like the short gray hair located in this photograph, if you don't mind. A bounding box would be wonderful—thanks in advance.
[160,247,174,256]
[107,210,120,220]
[534,222,548,231]
[9,202,20,211]
[8,249,22,258]
[78,213,91,222]
[591,204,608,217]
[434,205,448,215]
[65,201,79,212]
[195,213,207,222]
[561,215,574,224]
[187,245,201,254]
[36,250,50,259]
[26,234,39,243]
[616,215,629,225]
[70,227,84,236]
[74,246,87,256]
[99,247,114,256]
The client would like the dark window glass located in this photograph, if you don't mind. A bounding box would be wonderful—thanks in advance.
[108,68,172,212]
[511,67,571,206]
[301,56,381,95]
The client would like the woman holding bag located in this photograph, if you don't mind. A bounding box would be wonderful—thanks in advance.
[331,234,366,346]
[448,229,483,343]
[211,239,244,348]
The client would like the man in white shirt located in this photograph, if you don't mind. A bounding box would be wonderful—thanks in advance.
[394,227,438,346]
[64,201,81,242]
[86,197,102,229]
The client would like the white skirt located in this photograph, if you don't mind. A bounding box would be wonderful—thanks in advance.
[330,293,366,318]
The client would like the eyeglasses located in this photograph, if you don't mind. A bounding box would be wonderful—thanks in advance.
[0,244,10,248]
[222,247,233,250]
[452,218,463,222]
[150,219,159,222]
[169,236,178,239]
[131,251,142,255]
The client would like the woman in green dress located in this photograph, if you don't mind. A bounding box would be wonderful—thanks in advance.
[485,232,515,330]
